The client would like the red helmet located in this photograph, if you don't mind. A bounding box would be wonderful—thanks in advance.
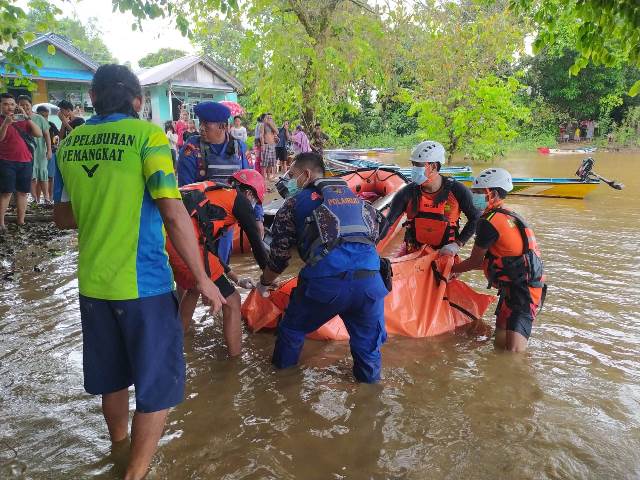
[230,169,266,203]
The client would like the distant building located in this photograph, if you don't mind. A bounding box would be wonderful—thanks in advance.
[137,55,242,125]
[0,33,99,111]
[1,36,243,126]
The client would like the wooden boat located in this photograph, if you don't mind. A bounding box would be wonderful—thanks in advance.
[460,177,600,199]
[394,168,602,199]
[537,146,597,155]
[326,156,473,177]
[324,147,395,157]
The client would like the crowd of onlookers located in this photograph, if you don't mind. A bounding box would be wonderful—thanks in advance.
[163,106,330,182]
[0,93,87,232]
[558,120,596,143]
[1,93,332,232]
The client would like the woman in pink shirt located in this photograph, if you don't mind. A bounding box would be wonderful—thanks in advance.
[175,109,189,148]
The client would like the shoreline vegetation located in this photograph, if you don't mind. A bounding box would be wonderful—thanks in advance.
[339,133,640,157]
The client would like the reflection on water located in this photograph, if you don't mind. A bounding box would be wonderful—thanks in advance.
[1,151,640,479]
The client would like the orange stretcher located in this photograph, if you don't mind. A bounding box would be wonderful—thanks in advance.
[241,246,496,340]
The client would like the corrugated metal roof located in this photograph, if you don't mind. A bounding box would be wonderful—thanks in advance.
[0,33,101,71]
[136,55,242,90]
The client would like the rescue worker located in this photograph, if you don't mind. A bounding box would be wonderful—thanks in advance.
[257,152,389,383]
[451,168,546,352]
[177,101,258,267]
[167,169,269,356]
[384,141,479,256]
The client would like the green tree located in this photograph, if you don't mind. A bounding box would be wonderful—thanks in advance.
[410,75,530,160]
[192,15,247,74]
[401,0,528,159]
[0,0,59,89]
[512,0,640,96]
[523,49,630,122]
[138,48,187,68]
[55,17,117,64]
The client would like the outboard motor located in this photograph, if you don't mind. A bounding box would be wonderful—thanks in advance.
[576,157,595,182]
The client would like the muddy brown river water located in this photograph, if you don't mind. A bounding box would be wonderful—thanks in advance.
[1,150,639,479]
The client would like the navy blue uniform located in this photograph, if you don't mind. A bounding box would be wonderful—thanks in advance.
[177,134,255,265]
[267,181,388,383]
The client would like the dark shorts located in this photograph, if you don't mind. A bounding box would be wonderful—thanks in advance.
[79,291,185,413]
[0,160,33,193]
[47,154,56,179]
[214,273,236,298]
[495,284,544,339]
[275,146,288,162]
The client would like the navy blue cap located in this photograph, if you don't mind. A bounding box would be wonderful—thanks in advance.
[193,101,231,123]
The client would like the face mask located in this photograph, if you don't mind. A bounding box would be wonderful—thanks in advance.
[286,172,305,197]
[472,192,488,211]
[411,166,427,184]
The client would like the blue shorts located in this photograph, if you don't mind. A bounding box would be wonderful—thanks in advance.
[0,160,33,193]
[47,153,56,179]
[79,291,185,413]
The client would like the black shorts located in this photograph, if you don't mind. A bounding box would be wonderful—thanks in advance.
[275,146,288,162]
[215,273,237,298]
[495,284,544,339]
[0,160,33,193]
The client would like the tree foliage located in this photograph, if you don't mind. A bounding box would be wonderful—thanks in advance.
[1,0,116,90]
[410,76,530,160]
[138,48,186,68]
[397,0,528,159]
[512,0,640,96]
[53,17,117,64]
[0,0,59,89]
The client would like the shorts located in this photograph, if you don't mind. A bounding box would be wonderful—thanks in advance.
[79,292,185,413]
[47,154,56,179]
[261,144,277,167]
[0,160,33,193]
[275,146,288,162]
[495,284,544,339]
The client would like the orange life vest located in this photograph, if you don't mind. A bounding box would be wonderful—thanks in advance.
[405,178,461,249]
[169,181,239,280]
[481,207,544,289]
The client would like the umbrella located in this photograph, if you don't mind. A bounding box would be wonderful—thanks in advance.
[32,102,60,114]
[220,100,245,117]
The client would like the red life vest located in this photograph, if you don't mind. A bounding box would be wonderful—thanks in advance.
[481,207,545,288]
[170,181,239,279]
[405,178,461,249]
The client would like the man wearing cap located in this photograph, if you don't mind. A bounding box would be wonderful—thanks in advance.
[177,101,254,266]
[383,140,479,256]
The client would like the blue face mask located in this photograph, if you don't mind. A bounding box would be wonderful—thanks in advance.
[286,178,299,197]
[472,192,488,210]
[411,166,427,184]
[285,172,305,197]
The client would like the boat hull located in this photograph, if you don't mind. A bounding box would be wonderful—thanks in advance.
[460,178,600,199]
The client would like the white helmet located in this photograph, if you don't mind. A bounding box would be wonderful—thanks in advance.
[473,168,513,192]
[410,141,446,165]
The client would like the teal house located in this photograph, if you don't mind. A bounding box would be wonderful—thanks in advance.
[0,33,99,109]
[137,55,242,125]
[1,35,243,126]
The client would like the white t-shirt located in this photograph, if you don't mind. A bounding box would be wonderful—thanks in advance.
[166,131,178,151]
[230,126,248,143]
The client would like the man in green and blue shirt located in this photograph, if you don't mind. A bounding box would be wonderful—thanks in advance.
[54,64,225,480]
